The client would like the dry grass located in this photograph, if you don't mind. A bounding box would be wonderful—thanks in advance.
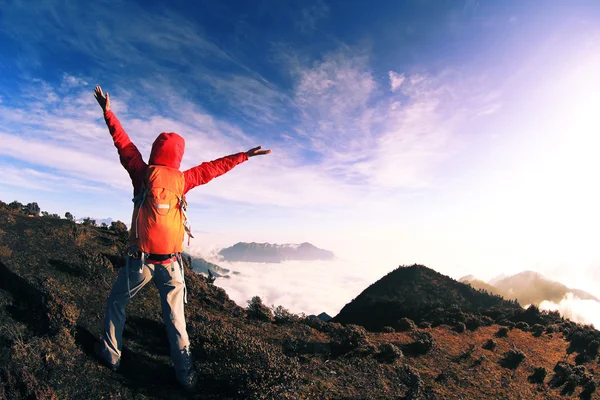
[0,245,12,257]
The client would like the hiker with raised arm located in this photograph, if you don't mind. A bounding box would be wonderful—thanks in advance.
[92,85,271,391]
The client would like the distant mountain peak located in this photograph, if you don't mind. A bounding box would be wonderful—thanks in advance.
[463,270,599,305]
[219,241,334,263]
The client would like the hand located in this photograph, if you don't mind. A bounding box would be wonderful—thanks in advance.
[246,146,272,157]
[94,85,110,112]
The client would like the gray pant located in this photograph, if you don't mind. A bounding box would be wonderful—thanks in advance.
[100,256,192,380]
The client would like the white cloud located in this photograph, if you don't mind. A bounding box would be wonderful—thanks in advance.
[0,132,130,190]
[291,51,496,190]
[539,293,600,328]
[211,258,380,317]
[296,1,329,33]
[388,70,405,92]
[0,75,361,211]
[61,73,88,88]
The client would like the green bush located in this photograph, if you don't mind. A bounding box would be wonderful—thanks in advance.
[515,322,529,331]
[404,330,434,355]
[532,324,544,337]
[246,296,273,322]
[82,217,96,227]
[453,322,466,333]
[528,366,547,384]
[109,220,128,233]
[500,349,526,369]
[329,324,370,355]
[483,339,497,351]
[378,343,403,363]
[193,320,299,398]
[396,317,416,332]
[272,305,298,325]
[496,327,509,338]
[398,365,423,399]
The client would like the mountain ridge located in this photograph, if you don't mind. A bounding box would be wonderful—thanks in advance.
[218,241,335,263]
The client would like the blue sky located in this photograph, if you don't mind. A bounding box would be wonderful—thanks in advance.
[2,0,600,315]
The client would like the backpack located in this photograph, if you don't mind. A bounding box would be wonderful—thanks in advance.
[132,165,193,254]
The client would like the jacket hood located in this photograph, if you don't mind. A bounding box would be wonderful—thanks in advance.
[149,132,185,169]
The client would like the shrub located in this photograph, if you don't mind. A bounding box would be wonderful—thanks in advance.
[8,201,24,213]
[82,217,96,227]
[528,366,547,383]
[531,324,544,337]
[546,324,558,334]
[382,326,395,333]
[418,321,431,329]
[329,324,370,355]
[453,322,466,333]
[272,305,298,324]
[396,317,417,332]
[246,296,273,322]
[301,315,327,332]
[64,212,74,221]
[398,365,423,399]
[109,220,128,233]
[581,381,597,399]
[500,349,526,369]
[587,340,600,359]
[377,343,403,363]
[575,351,591,365]
[193,321,299,398]
[25,202,40,217]
[496,327,509,338]
[404,330,434,355]
[465,316,482,331]
[41,278,81,335]
[553,361,572,378]
[515,322,530,331]
[483,339,497,351]
[573,365,593,385]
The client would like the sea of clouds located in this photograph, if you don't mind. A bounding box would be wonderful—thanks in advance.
[185,237,600,326]
[539,293,600,328]
[210,258,385,317]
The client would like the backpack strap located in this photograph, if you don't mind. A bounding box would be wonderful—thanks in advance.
[132,178,149,240]
[178,196,194,246]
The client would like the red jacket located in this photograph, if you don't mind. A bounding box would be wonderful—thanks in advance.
[104,110,248,196]
[104,110,248,256]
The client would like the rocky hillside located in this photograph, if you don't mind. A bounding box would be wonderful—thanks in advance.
[334,265,522,331]
[1,201,600,399]
[219,242,334,263]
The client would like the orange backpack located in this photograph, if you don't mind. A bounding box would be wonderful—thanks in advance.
[132,165,193,254]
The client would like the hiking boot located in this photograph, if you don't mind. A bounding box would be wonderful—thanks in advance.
[94,342,120,371]
[176,369,197,392]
